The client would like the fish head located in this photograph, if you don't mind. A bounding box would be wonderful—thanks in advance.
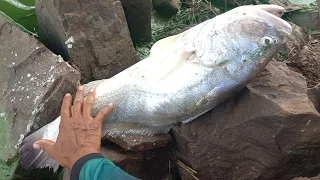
[214,5,292,83]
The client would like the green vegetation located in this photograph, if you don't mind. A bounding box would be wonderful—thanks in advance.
[0,0,39,36]
[136,1,221,59]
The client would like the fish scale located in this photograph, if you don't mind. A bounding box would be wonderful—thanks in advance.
[19,4,292,171]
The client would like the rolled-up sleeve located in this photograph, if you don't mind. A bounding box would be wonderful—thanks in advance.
[70,153,139,180]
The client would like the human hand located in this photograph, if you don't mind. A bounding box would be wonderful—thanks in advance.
[32,86,113,169]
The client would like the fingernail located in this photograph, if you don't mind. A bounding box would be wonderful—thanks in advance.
[65,93,71,97]
[33,143,40,149]
[78,86,83,90]
[108,103,114,107]
[89,88,94,93]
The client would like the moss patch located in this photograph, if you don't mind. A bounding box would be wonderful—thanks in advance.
[0,0,39,36]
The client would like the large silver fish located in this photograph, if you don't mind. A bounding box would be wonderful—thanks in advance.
[19,4,292,171]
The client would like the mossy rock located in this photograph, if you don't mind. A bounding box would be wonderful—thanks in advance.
[286,4,319,30]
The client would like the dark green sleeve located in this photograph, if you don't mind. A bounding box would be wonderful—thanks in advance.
[70,153,139,180]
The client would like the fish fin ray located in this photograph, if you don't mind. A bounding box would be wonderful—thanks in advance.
[103,123,173,137]
[19,129,59,171]
[19,118,60,171]
[181,109,211,124]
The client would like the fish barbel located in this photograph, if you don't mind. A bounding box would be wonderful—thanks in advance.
[19,4,292,171]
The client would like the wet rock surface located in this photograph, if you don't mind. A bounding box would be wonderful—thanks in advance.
[120,0,152,43]
[104,133,172,151]
[35,0,140,83]
[0,16,80,179]
[171,60,320,180]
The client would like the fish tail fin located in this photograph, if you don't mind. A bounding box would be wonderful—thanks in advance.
[103,122,173,137]
[19,118,61,172]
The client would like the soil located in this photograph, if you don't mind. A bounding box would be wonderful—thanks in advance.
[275,33,320,88]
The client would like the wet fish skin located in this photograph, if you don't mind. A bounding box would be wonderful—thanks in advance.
[19,4,292,171]
[149,4,286,57]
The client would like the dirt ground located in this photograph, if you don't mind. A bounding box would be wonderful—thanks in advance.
[275,32,320,88]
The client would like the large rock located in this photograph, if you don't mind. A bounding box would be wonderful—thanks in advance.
[120,0,152,43]
[0,16,80,179]
[171,60,320,180]
[35,0,140,83]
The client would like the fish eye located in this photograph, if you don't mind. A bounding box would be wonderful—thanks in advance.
[260,36,275,47]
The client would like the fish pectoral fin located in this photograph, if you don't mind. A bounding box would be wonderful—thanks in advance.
[149,34,181,56]
[196,87,221,107]
[152,50,194,82]
[181,109,211,124]
[103,122,173,137]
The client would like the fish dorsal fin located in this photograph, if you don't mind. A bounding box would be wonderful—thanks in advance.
[149,34,181,56]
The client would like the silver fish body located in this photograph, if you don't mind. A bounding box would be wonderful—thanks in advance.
[19,4,292,171]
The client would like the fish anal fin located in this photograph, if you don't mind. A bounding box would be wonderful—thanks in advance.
[103,123,173,137]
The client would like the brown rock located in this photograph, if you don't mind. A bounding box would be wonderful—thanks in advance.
[63,144,173,180]
[287,6,320,31]
[153,0,181,14]
[293,176,320,180]
[0,16,80,179]
[104,133,172,151]
[120,0,152,43]
[35,0,140,83]
[171,60,320,180]
[308,83,320,112]
[268,0,304,12]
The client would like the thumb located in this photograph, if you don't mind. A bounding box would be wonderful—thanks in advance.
[33,139,54,154]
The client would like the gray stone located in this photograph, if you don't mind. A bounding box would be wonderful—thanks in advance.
[171,60,320,180]
[120,0,152,43]
[308,83,320,112]
[286,6,320,31]
[0,16,80,178]
[104,133,172,151]
[35,0,140,83]
[268,0,304,12]
[293,176,320,180]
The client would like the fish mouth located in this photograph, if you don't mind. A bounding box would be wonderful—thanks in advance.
[253,4,286,17]
[238,5,292,36]
[260,7,292,36]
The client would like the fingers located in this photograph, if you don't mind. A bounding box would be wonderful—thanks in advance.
[73,86,84,116]
[95,103,114,123]
[83,88,96,118]
[61,93,72,120]
[33,139,55,156]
